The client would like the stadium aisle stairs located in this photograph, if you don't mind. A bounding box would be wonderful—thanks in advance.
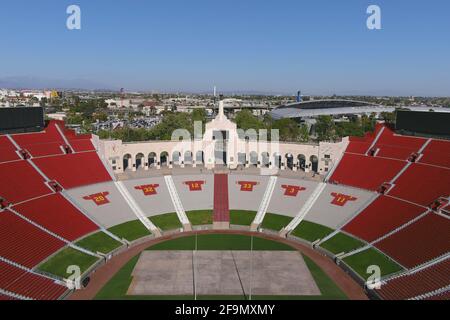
[213,174,230,225]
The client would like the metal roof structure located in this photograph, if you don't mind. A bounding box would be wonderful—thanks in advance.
[270,99,450,119]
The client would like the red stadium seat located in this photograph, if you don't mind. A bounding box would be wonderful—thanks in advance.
[378,258,449,300]
[0,293,17,300]
[346,140,372,155]
[345,124,384,155]
[375,144,420,161]
[375,213,450,268]
[373,127,426,160]
[13,194,99,241]
[0,210,65,268]
[419,140,450,168]
[69,138,95,152]
[59,125,96,152]
[0,136,20,163]
[343,196,425,242]
[388,163,450,207]
[424,290,450,300]
[329,153,405,191]
[11,122,65,157]
[0,161,52,204]
[32,151,112,189]
[0,260,67,300]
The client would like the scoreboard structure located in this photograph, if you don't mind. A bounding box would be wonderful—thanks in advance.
[396,110,450,138]
[0,107,44,134]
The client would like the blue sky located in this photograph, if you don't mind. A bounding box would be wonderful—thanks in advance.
[1,0,450,96]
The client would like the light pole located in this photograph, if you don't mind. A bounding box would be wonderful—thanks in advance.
[194,232,198,301]
[249,235,253,301]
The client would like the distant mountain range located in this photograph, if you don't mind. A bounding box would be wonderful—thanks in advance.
[0,76,117,91]
[1,76,447,97]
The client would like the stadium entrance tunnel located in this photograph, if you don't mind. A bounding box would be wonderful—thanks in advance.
[310,155,319,173]
[123,154,132,171]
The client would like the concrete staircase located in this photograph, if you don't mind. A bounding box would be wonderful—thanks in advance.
[251,176,277,231]
[164,175,192,231]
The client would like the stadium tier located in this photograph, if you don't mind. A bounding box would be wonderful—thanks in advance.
[388,163,450,207]
[0,209,65,268]
[329,153,406,191]
[419,140,450,168]
[344,124,382,155]
[425,290,450,300]
[12,193,99,241]
[0,260,67,300]
[0,293,16,300]
[67,138,95,152]
[374,213,450,268]
[11,122,66,158]
[0,121,449,300]
[342,195,426,243]
[373,126,426,160]
[62,127,96,152]
[346,140,372,154]
[65,131,96,152]
[0,136,20,163]
[378,258,449,300]
[0,160,52,204]
[374,144,419,161]
[32,152,112,189]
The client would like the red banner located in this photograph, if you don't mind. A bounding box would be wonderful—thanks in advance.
[83,192,110,206]
[184,180,205,191]
[330,192,357,207]
[281,185,306,197]
[238,181,258,192]
[134,184,159,196]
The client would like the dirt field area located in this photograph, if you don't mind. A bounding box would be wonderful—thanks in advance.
[127,250,320,296]
[69,230,368,300]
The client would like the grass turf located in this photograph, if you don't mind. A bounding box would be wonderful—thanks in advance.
[95,254,141,300]
[260,213,293,231]
[186,210,213,225]
[147,234,295,251]
[302,254,347,300]
[95,234,346,300]
[291,220,334,243]
[319,232,366,255]
[108,220,151,242]
[229,210,257,226]
[38,247,100,278]
[343,248,404,280]
[76,232,122,254]
[149,212,182,231]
